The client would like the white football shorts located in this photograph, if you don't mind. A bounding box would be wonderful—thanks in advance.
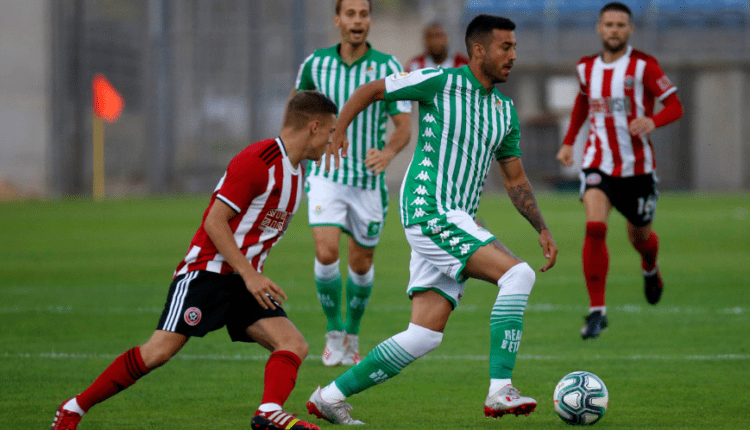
[306,176,387,248]
[404,210,495,308]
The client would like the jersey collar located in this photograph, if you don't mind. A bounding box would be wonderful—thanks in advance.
[335,42,373,67]
[459,65,496,96]
[596,45,633,69]
[275,136,301,174]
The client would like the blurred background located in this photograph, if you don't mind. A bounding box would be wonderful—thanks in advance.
[2,0,749,199]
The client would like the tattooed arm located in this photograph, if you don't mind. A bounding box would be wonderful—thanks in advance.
[497,156,558,272]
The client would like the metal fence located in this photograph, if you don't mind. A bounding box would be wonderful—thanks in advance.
[49,0,328,196]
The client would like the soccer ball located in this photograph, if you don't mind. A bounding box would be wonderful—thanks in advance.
[553,371,609,425]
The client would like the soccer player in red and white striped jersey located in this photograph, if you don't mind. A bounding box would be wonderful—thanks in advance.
[405,22,469,73]
[51,91,338,430]
[556,2,683,339]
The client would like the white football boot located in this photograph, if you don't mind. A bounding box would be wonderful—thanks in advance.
[340,334,361,366]
[321,330,346,366]
[306,386,365,425]
[484,384,537,418]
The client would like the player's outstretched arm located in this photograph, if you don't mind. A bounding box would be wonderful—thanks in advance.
[498,156,558,272]
[365,112,411,175]
[327,79,387,172]
[204,200,287,309]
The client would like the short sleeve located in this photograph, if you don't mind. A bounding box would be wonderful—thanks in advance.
[384,57,413,116]
[384,68,447,104]
[295,54,316,91]
[215,151,268,213]
[495,101,522,159]
[643,58,677,101]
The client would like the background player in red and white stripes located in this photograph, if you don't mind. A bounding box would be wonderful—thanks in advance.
[51,91,338,430]
[556,2,683,339]
[405,22,469,73]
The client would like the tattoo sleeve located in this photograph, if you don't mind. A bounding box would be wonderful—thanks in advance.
[506,180,549,233]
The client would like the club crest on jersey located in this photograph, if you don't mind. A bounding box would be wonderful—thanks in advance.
[624,75,634,89]
[586,172,602,186]
[314,205,324,215]
[184,307,202,326]
[366,66,376,79]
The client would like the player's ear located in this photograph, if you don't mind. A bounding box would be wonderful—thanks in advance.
[309,120,320,134]
[472,42,485,60]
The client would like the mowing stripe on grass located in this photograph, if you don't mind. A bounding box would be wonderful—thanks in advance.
[5,352,750,361]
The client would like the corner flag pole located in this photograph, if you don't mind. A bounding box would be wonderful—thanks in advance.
[91,74,124,202]
[92,114,105,201]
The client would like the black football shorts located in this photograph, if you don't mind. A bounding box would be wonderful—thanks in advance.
[156,270,287,342]
[580,168,658,227]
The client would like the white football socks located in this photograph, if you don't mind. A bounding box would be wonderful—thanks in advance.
[320,382,347,403]
[63,397,86,416]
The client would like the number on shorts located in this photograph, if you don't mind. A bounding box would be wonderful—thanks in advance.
[637,194,657,221]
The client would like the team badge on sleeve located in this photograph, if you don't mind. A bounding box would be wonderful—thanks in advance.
[657,76,673,92]
[184,307,202,326]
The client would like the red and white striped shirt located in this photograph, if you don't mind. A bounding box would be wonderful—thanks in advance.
[568,46,677,177]
[405,52,469,73]
[174,138,303,277]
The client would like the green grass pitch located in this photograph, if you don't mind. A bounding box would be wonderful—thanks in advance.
[1,192,749,429]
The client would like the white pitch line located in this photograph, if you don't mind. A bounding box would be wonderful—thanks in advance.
[4,352,749,362]
[0,303,744,315]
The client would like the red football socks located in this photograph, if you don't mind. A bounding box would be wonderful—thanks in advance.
[260,350,302,407]
[583,222,609,308]
[633,231,659,272]
[76,347,151,412]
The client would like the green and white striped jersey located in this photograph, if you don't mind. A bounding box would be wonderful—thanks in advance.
[383,66,522,226]
[295,44,411,191]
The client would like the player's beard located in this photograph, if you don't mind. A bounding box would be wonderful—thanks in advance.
[603,38,627,54]
[481,57,510,85]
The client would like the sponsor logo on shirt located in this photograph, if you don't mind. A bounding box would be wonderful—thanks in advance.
[589,97,632,116]
[390,72,411,80]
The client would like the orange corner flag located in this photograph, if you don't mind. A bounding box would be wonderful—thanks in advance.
[92,74,124,123]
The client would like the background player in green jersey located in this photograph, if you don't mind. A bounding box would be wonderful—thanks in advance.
[306,15,559,425]
[292,0,412,367]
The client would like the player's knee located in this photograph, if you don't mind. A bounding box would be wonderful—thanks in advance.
[586,221,608,239]
[498,262,536,296]
[141,346,177,369]
[515,262,536,287]
[315,248,339,265]
[275,332,309,359]
[291,338,309,360]
[391,323,444,359]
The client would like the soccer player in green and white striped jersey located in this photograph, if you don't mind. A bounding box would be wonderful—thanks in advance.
[292,0,412,368]
[306,15,559,425]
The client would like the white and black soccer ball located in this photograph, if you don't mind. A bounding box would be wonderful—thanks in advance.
[553,371,609,425]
